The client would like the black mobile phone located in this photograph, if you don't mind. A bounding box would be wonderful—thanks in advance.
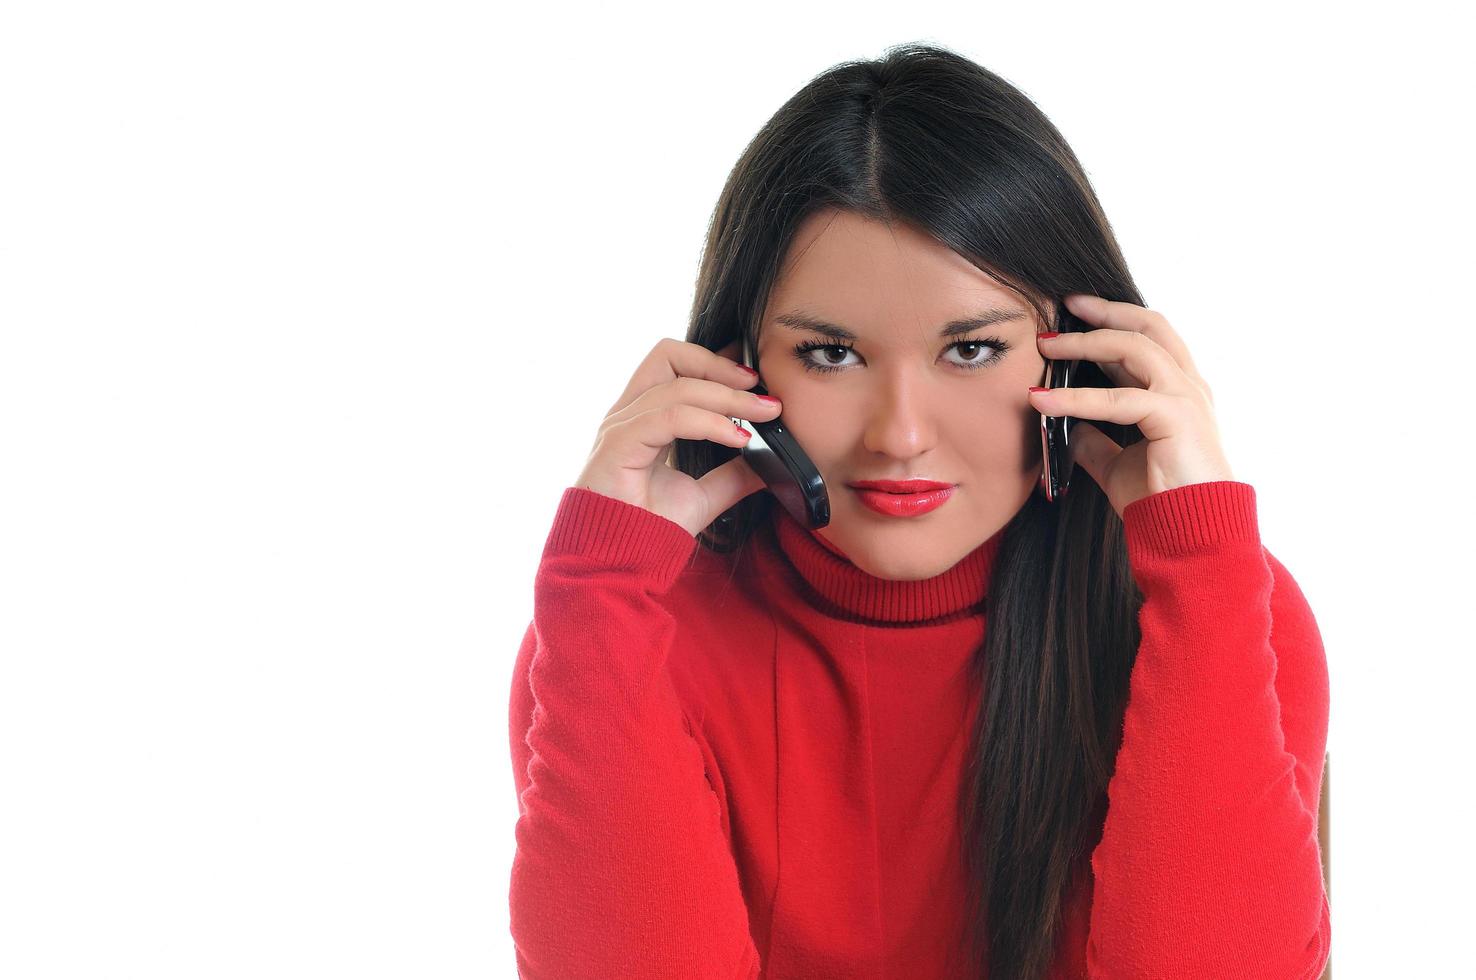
[1039,298,1084,503]
[730,331,831,529]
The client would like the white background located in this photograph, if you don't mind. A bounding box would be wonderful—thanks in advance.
[3,2,1470,976]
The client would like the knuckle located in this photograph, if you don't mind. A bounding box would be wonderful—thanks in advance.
[592,419,619,452]
[1135,330,1163,354]
[600,399,630,427]
[672,375,705,399]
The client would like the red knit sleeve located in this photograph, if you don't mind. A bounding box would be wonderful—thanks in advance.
[1085,480,1331,980]
[507,487,762,980]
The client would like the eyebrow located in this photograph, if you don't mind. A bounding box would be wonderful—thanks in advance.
[772,306,1030,341]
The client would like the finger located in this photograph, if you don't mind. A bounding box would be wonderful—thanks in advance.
[694,452,769,520]
[1039,332,1142,390]
[603,402,758,471]
[608,374,781,430]
[606,337,759,418]
[1027,385,1191,442]
[1064,419,1120,490]
[1063,295,1212,398]
[1038,328,1197,398]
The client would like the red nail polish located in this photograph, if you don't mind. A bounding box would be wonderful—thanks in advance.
[1029,386,1050,393]
[736,364,759,376]
[1037,331,1060,340]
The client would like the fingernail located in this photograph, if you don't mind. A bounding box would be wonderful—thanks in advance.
[754,394,780,405]
[1029,386,1050,393]
[736,364,759,376]
[1037,331,1060,341]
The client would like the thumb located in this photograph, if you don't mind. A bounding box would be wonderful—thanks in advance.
[1066,420,1119,490]
[695,452,769,526]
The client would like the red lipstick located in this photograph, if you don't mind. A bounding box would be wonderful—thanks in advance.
[846,479,958,518]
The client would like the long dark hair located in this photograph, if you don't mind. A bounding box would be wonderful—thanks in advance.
[671,42,1147,979]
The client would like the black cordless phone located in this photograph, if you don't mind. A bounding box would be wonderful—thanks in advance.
[731,331,831,529]
[1040,298,1083,503]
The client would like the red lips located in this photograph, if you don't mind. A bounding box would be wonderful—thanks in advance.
[849,482,957,517]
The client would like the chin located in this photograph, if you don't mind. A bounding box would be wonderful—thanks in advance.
[871,557,952,582]
[845,543,957,582]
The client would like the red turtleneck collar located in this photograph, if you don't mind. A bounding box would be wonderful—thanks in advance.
[756,499,1005,625]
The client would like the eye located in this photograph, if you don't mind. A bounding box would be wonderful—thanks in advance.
[943,339,1011,370]
[791,337,1012,374]
[791,341,861,373]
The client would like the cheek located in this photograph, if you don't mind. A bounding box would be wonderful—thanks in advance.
[767,380,851,451]
[947,391,1040,473]
[969,370,1035,422]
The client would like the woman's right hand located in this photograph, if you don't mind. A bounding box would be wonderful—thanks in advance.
[572,338,783,537]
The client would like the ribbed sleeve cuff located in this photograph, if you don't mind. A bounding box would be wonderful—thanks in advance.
[541,486,700,595]
[1121,480,1260,558]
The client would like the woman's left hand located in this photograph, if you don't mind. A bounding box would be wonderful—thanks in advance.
[1026,293,1237,518]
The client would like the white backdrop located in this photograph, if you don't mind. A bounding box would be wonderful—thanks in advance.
[3,2,1470,976]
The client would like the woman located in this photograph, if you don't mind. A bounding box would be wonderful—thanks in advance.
[508,42,1330,979]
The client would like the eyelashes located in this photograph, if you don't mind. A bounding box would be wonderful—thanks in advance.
[790,336,1013,374]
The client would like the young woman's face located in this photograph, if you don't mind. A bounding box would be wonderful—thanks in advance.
[756,207,1049,581]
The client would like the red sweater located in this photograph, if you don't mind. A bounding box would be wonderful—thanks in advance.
[508,480,1331,978]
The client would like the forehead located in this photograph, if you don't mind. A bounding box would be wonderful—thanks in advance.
[766,208,1027,328]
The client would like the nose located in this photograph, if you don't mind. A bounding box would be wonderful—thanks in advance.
[860,369,940,459]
